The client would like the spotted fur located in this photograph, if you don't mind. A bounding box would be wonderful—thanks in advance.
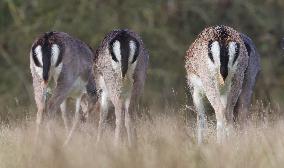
[94,29,148,146]
[185,25,260,143]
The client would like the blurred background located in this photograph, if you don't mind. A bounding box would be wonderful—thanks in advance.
[0,0,284,123]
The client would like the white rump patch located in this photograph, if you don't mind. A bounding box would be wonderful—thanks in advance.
[129,40,136,63]
[208,41,220,70]
[228,42,237,67]
[53,63,62,82]
[126,40,138,78]
[112,40,121,62]
[34,45,43,66]
[211,41,220,64]
[51,44,62,81]
[34,45,43,76]
[111,40,121,70]
[51,44,60,66]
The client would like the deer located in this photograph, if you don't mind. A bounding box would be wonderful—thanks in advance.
[30,31,97,145]
[93,29,149,146]
[185,25,260,143]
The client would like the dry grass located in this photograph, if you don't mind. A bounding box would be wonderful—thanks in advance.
[0,111,284,168]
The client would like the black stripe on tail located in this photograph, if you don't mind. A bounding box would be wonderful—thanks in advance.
[42,32,53,82]
[215,26,229,81]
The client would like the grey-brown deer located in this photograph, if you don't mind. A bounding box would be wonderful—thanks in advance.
[30,31,96,145]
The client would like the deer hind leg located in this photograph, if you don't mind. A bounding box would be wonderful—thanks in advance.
[79,95,89,123]
[205,96,227,143]
[34,81,48,144]
[192,87,207,144]
[114,100,125,146]
[215,106,226,143]
[125,75,144,147]
[96,89,110,143]
[124,91,139,147]
[46,80,74,140]
[237,33,261,127]
[64,94,83,146]
[35,105,44,139]
[35,97,44,145]
[235,65,260,127]
[60,99,69,133]
[125,100,137,147]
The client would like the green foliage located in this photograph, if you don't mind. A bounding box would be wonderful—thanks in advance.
[0,0,284,120]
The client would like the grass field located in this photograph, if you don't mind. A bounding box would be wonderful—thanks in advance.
[1,1,284,167]
[0,106,283,168]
